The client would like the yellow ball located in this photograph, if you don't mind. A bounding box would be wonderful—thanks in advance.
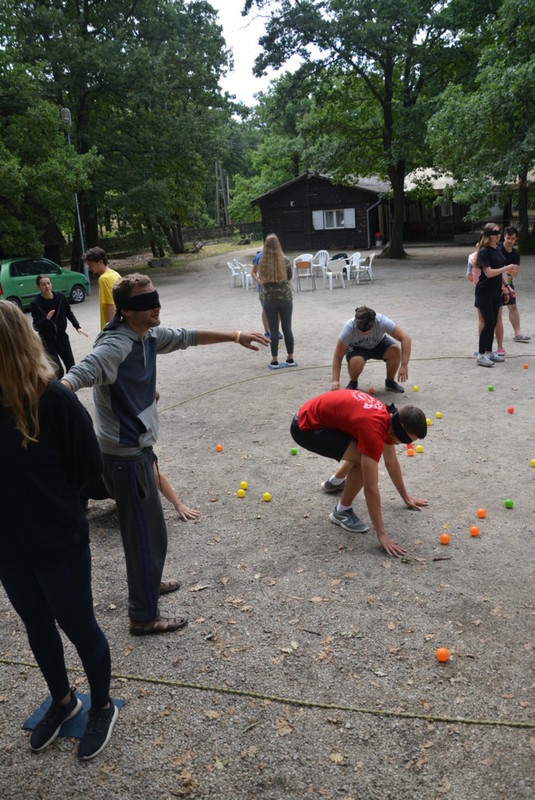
[435,411,442,419]
[531,459,535,468]
[262,492,271,502]
[239,481,248,490]
[413,385,419,392]
[237,489,245,498]
[426,418,431,426]
[416,444,423,453]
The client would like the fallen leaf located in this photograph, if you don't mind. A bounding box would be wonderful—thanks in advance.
[190,584,211,592]
[220,577,229,585]
[329,752,345,764]
[275,719,292,736]
[382,560,393,570]
[204,710,220,720]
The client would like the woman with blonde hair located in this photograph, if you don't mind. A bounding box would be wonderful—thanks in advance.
[258,233,297,369]
[474,223,518,368]
[0,301,117,760]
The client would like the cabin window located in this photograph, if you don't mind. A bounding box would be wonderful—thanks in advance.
[313,208,356,230]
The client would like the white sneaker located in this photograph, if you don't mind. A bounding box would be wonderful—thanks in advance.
[477,354,494,367]
[490,352,505,363]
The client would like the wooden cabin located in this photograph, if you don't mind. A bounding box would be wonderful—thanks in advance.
[251,173,386,251]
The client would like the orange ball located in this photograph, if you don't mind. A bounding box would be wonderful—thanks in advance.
[524,363,529,369]
[369,387,375,394]
[476,508,486,519]
[216,443,223,452]
[436,647,450,663]
[440,533,450,545]
[470,525,480,537]
[407,448,414,457]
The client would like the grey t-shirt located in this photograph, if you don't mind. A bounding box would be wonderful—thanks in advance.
[339,313,396,348]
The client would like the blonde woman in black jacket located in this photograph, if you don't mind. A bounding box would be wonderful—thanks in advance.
[0,301,117,760]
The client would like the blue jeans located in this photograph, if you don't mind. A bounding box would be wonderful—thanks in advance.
[0,546,111,706]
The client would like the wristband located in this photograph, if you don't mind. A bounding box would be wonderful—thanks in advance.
[235,330,241,343]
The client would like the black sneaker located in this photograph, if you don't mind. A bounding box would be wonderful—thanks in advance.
[30,690,82,752]
[78,703,118,761]
[385,379,404,393]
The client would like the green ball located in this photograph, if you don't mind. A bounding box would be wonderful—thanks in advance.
[290,447,297,455]
[504,498,514,509]
[488,385,494,392]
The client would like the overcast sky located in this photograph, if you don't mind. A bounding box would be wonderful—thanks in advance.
[209,0,299,106]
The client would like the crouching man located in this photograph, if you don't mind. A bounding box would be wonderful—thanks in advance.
[291,389,428,557]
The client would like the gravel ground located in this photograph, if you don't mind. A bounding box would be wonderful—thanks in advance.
[1,245,535,799]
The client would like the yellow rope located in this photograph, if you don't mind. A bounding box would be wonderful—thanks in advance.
[2,658,534,730]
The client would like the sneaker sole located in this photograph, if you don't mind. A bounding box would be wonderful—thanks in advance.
[78,704,119,761]
[329,512,369,533]
[30,697,83,752]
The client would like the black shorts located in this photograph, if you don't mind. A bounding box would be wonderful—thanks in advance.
[346,335,395,363]
[290,415,352,462]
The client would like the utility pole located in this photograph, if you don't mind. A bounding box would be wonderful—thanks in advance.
[60,107,90,292]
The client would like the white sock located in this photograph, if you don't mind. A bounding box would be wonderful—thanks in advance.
[336,502,352,513]
[329,474,344,486]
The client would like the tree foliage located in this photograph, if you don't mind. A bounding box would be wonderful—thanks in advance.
[0,0,235,258]
[427,0,535,250]
[0,56,98,257]
[243,0,497,256]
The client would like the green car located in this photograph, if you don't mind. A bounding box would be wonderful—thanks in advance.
[0,256,89,309]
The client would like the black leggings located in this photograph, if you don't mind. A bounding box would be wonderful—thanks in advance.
[476,290,501,354]
[264,297,294,358]
[0,546,111,706]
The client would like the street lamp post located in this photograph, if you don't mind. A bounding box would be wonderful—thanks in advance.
[60,107,90,293]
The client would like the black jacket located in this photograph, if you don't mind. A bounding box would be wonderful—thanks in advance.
[0,381,103,565]
[31,291,80,344]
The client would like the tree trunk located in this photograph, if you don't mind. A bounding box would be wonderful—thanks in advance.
[382,163,407,259]
[517,170,531,253]
[161,218,185,254]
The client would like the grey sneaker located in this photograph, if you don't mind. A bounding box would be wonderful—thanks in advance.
[321,478,346,494]
[385,378,404,393]
[329,507,369,533]
[513,333,530,342]
[489,351,505,363]
[30,689,82,752]
[477,354,494,367]
[78,703,119,761]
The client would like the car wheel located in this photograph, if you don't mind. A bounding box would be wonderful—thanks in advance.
[6,296,22,309]
[69,284,86,304]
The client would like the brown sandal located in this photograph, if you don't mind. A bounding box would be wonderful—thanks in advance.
[129,614,188,636]
[159,579,181,595]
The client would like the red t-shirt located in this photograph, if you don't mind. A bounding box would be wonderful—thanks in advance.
[297,390,393,462]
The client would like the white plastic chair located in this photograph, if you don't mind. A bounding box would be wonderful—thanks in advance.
[312,250,330,278]
[228,261,243,288]
[354,252,375,284]
[343,252,361,282]
[325,260,347,290]
[294,258,316,291]
[234,260,253,290]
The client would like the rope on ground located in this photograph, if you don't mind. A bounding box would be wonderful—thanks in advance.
[2,657,534,731]
[158,354,533,413]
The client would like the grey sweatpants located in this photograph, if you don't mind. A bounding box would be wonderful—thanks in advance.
[103,447,167,622]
